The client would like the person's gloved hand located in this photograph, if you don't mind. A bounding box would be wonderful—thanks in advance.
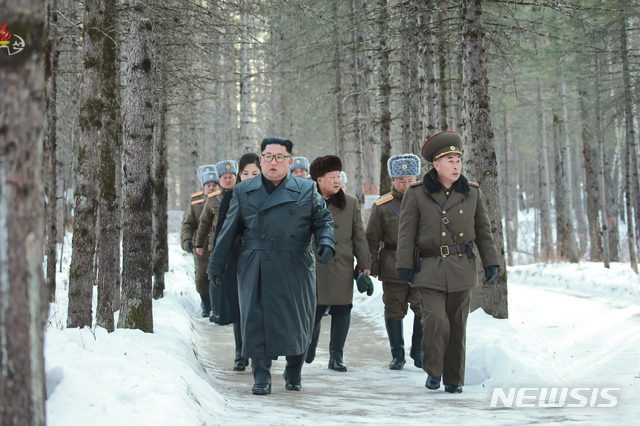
[213,276,222,287]
[484,265,498,283]
[187,241,193,254]
[317,244,335,264]
[208,263,224,286]
[397,268,414,283]
[356,273,374,296]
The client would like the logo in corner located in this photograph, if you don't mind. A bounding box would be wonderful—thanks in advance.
[0,24,26,56]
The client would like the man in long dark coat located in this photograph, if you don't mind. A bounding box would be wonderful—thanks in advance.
[209,137,336,395]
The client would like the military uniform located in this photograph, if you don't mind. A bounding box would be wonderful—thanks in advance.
[396,131,500,392]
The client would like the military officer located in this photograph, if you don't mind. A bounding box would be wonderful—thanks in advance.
[366,154,423,371]
[396,130,500,394]
[305,155,372,373]
[195,159,238,323]
[290,156,310,178]
[181,165,219,317]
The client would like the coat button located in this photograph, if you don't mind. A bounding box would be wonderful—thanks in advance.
[459,210,463,214]
[290,208,295,214]
[260,211,265,215]
[459,232,464,237]
[335,224,340,229]
[446,191,450,196]
[442,232,446,237]
[442,210,447,214]
[260,233,266,238]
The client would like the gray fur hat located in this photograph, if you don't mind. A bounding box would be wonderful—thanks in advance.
[197,165,217,186]
[340,171,348,185]
[387,154,421,178]
[290,157,310,173]
[201,170,218,186]
[216,160,238,177]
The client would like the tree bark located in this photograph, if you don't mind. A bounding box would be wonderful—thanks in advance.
[378,0,392,195]
[536,79,554,261]
[333,0,345,160]
[621,17,638,273]
[399,0,412,153]
[460,0,507,319]
[348,0,365,203]
[421,3,436,141]
[0,4,48,424]
[594,53,610,267]
[46,0,59,302]
[560,80,580,262]
[68,0,104,328]
[503,109,516,266]
[96,0,119,332]
[118,0,156,331]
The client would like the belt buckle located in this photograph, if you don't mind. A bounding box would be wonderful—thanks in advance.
[440,245,449,257]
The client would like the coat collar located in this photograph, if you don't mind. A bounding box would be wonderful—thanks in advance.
[423,168,470,196]
[325,188,346,210]
[245,173,301,212]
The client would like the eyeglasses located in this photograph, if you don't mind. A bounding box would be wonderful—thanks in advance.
[262,154,291,163]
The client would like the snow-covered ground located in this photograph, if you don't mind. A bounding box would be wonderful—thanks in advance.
[45,223,639,425]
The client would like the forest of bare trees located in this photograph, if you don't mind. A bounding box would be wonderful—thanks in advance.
[3,0,640,422]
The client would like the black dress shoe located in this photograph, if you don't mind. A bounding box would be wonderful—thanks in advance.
[252,382,271,395]
[328,359,347,372]
[233,358,248,372]
[209,314,219,324]
[425,375,441,390]
[283,370,302,391]
[389,357,406,370]
[444,384,463,394]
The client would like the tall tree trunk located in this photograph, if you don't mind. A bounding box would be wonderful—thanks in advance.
[409,11,422,154]
[621,17,638,273]
[421,3,436,140]
[153,65,169,300]
[348,0,365,203]
[553,111,568,260]
[536,79,554,261]
[437,8,448,131]
[333,0,345,160]
[594,53,610,267]
[240,1,252,153]
[399,0,412,153]
[0,5,48,424]
[560,80,580,262]
[503,109,516,266]
[460,0,507,319]
[378,0,392,195]
[96,0,119,332]
[68,0,104,328]
[118,0,156,331]
[580,89,603,262]
[46,0,59,302]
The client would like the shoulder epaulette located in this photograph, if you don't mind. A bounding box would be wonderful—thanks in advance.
[207,190,222,198]
[410,181,423,187]
[191,199,205,205]
[374,193,394,206]
[191,191,203,198]
[469,181,479,188]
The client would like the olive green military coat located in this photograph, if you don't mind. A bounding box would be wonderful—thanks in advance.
[396,169,500,292]
[180,191,208,259]
[195,189,225,251]
[316,190,371,305]
[366,188,405,284]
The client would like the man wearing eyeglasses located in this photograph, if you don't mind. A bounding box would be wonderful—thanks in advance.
[209,137,336,396]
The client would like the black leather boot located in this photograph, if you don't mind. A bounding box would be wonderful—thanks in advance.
[232,322,248,371]
[425,375,441,390]
[385,317,405,370]
[199,293,211,318]
[305,317,322,364]
[328,313,350,372]
[409,315,423,368]
[283,354,304,391]
[251,358,272,395]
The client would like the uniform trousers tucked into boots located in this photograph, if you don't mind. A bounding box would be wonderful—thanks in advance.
[305,304,351,372]
[419,288,471,387]
[382,281,423,369]
[194,254,211,317]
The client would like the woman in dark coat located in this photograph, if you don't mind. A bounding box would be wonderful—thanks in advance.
[210,153,261,371]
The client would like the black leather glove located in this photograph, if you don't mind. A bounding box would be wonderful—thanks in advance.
[397,268,414,283]
[484,265,498,283]
[317,244,335,264]
[188,241,193,254]
[356,273,374,296]
[208,263,224,287]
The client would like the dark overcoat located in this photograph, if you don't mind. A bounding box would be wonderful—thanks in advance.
[396,169,500,292]
[210,173,336,358]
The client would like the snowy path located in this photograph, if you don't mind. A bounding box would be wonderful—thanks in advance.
[191,280,639,425]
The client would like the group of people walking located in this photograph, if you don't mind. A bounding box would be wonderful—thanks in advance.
[180,131,500,396]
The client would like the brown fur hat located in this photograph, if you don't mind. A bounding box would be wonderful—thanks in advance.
[309,155,342,182]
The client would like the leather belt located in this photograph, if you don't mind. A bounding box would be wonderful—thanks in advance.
[242,240,311,252]
[382,242,397,250]
[422,244,468,258]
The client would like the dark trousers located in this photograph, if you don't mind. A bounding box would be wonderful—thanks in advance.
[419,288,471,386]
